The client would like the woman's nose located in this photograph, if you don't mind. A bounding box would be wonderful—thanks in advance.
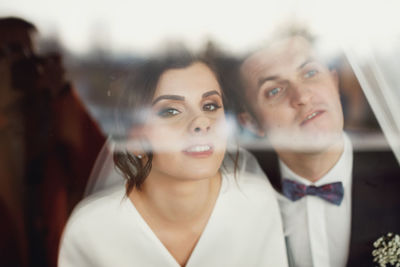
[190,115,211,134]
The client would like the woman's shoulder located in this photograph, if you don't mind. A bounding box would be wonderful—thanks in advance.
[59,186,135,266]
[222,169,276,206]
[64,186,127,234]
[223,148,274,192]
[231,170,274,194]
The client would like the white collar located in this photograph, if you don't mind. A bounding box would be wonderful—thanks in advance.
[280,133,353,188]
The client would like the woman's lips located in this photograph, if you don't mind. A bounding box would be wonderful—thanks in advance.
[300,110,325,126]
[182,144,214,157]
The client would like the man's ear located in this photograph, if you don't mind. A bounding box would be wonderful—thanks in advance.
[238,112,265,138]
[330,69,339,89]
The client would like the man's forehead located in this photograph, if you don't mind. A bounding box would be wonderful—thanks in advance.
[242,36,314,76]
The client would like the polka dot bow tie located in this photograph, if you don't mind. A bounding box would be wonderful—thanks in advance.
[282,179,344,206]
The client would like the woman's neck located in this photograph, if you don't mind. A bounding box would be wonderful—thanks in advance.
[129,171,221,225]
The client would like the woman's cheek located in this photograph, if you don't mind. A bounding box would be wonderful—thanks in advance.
[147,126,182,153]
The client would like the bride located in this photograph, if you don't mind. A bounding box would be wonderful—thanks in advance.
[58,52,288,267]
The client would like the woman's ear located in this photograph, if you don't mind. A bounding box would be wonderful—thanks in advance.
[238,112,265,138]
[127,125,147,156]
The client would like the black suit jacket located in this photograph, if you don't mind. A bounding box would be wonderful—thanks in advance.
[251,148,400,267]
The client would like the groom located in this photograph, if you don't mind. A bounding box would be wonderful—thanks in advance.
[238,35,400,267]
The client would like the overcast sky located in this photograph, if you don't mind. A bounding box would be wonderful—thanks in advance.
[0,0,399,55]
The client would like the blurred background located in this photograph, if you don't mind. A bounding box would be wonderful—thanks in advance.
[0,0,399,266]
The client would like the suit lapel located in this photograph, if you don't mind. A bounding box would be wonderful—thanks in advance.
[347,150,400,266]
[251,150,282,192]
[347,151,378,266]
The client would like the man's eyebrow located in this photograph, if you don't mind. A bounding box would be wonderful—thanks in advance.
[256,59,316,89]
[202,90,221,98]
[152,95,185,105]
[258,75,279,88]
[297,58,314,70]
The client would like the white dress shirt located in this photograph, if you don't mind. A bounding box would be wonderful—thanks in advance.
[278,134,353,267]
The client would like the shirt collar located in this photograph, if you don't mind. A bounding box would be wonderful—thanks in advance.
[280,133,353,188]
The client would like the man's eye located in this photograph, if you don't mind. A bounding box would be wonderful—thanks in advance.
[267,87,282,98]
[157,108,181,118]
[203,103,222,112]
[304,69,318,78]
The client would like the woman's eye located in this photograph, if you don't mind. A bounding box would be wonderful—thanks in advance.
[203,103,222,112]
[157,108,181,118]
[266,87,282,98]
[304,69,318,78]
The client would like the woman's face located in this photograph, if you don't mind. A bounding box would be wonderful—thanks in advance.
[137,62,227,182]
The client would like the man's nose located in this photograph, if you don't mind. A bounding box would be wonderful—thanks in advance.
[289,83,313,107]
[189,115,211,134]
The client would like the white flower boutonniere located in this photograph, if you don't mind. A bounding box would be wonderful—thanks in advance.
[372,233,400,267]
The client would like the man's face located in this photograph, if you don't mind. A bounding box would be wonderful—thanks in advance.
[241,36,344,153]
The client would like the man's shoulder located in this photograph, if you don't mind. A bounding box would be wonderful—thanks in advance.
[352,149,400,184]
[348,149,400,266]
[350,148,400,229]
[243,148,282,190]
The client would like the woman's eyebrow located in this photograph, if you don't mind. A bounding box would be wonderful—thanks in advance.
[152,90,220,105]
[202,90,221,98]
[152,95,185,105]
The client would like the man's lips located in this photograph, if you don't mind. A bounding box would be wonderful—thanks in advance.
[182,144,214,157]
[300,110,325,126]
